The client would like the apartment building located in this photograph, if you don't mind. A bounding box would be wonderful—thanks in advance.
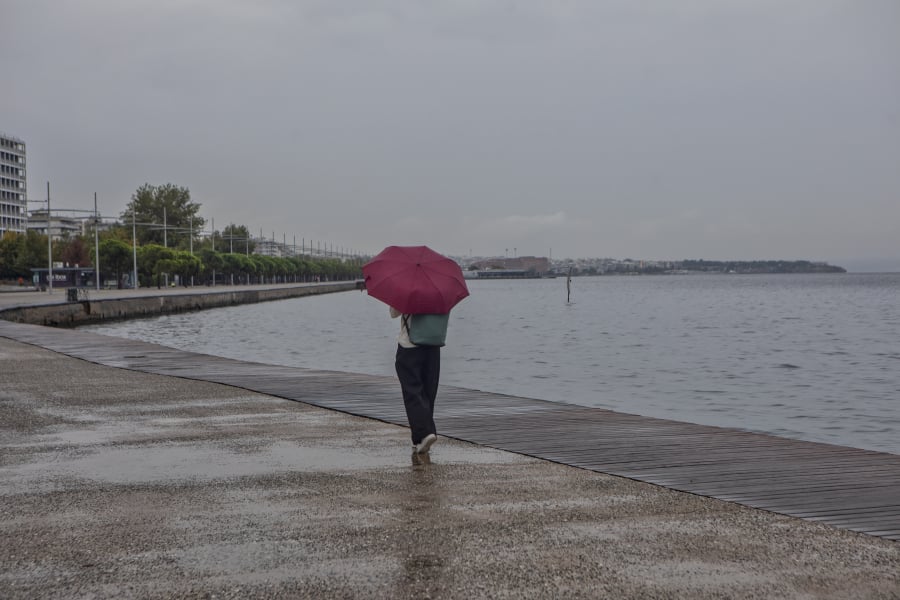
[26,209,82,239]
[0,132,27,236]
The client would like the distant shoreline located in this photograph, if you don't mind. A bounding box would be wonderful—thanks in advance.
[555,259,848,277]
[467,257,851,278]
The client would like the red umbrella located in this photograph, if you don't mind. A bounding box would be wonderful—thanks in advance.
[362,245,470,314]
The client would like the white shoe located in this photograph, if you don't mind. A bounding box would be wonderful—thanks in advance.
[415,433,437,454]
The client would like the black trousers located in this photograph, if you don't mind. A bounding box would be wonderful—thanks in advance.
[395,345,441,444]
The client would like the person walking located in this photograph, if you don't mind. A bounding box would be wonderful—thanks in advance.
[391,307,440,455]
[362,245,469,455]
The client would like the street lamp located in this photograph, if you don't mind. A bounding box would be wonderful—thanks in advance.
[46,183,52,294]
[189,215,193,286]
[132,210,138,289]
[94,193,100,291]
[24,190,52,292]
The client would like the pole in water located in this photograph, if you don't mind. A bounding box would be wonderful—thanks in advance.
[566,267,572,303]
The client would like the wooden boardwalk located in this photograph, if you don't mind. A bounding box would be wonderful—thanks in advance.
[3,319,899,542]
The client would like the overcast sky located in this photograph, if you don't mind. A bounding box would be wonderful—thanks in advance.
[4,0,899,267]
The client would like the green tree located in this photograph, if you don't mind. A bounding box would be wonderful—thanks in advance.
[237,254,258,284]
[253,255,277,284]
[153,252,201,286]
[215,224,255,254]
[282,257,298,282]
[289,257,310,282]
[306,259,322,282]
[154,258,178,286]
[172,251,202,285]
[59,235,92,268]
[221,253,245,284]
[136,244,175,286]
[0,232,22,279]
[199,248,224,284]
[99,224,134,244]
[99,239,133,288]
[15,232,49,279]
[0,231,51,281]
[121,183,205,249]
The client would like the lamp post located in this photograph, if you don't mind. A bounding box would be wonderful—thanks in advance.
[94,193,100,291]
[46,182,53,294]
[189,215,193,287]
[132,210,138,288]
[211,217,216,287]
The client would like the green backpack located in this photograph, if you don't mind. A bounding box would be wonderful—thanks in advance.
[404,313,450,347]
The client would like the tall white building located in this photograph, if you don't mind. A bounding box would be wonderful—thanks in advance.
[0,132,27,236]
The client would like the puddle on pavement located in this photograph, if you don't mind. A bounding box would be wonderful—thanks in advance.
[424,444,531,465]
[7,442,399,484]
[150,413,290,426]
[100,398,279,413]
[16,408,344,449]
[1,437,532,487]
[17,424,155,448]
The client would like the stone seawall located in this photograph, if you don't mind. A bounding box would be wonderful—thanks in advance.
[0,282,358,327]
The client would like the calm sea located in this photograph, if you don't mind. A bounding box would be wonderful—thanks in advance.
[82,273,900,455]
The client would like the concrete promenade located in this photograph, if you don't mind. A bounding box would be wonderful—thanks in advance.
[0,282,359,326]
[0,282,345,309]
[1,292,899,598]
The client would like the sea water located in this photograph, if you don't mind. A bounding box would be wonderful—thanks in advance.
[82,273,900,455]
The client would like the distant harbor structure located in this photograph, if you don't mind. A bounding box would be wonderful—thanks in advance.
[464,256,553,279]
[465,269,548,280]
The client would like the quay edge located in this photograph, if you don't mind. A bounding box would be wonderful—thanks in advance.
[0,281,360,327]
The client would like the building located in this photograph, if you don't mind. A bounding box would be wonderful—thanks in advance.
[253,237,287,258]
[26,209,82,239]
[30,267,96,288]
[0,132,27,236]
[471,256,551,275]
[252,237,313,258]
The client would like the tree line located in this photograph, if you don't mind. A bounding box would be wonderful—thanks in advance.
[0,183,363,286]
[676,260,846,274]
[567,259,846,276]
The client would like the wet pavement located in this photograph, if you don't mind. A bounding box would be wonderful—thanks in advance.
[1,338,899,599]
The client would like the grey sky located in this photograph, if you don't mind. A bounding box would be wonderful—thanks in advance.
[5,0,899,266]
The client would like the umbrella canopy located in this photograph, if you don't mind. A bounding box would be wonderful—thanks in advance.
[362,245,470,314]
